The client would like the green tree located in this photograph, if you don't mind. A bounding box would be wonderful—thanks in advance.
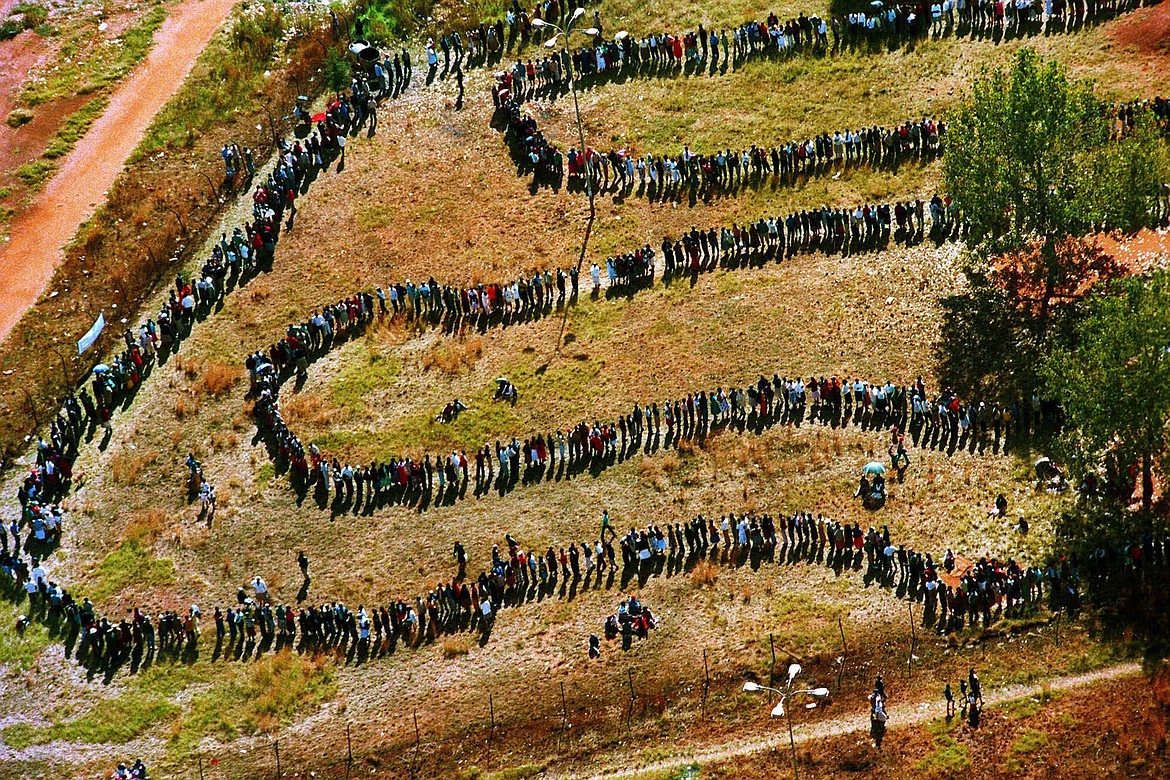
[946,48,1164,258]
[938,48,1168,397]
[323,46,351,93]
[1041,272,1170,512]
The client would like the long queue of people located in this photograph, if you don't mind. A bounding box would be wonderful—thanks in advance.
[4,99,358,543]
[636,194,962,286]
[246,262,1062,516]
[10,491,1140,680]
[485,0,1150,103]
[497,79,947,200]
[430,0,1144,85]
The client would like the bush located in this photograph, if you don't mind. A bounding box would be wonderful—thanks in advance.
[691,560,719,587]
[323,46,351,92]
[6,109,33,128]
[441,635,473,658]
[13,3,48,29]
[201,361,240,396]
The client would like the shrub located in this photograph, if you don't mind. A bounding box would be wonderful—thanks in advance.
[6,109,33,128]
[201,361,240,396]
[691,560,719,587]
[441,635,473,658]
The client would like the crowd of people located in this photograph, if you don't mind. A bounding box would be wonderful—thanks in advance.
[438,0,1143,90]
[4,485,1115,681]
[244,226,1067,516]
[5,92,359,541]
[599,595,658,653]
[256,332,1062,514]
[497,78,948,200]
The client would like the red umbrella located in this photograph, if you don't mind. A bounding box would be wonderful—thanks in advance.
[311,112,327,122]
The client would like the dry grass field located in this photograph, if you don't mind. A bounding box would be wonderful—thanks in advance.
[1,1,1169,778]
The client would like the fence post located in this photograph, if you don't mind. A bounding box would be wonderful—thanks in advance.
[702,648,711,717]
[769,632,777,688]
[197,756,204,780]
[560,681,569,732]
[274,740,280,780]
[626,669,636,732]
[411,711,421,779]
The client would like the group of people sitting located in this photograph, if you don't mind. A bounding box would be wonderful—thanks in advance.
[494,377,519,404]
[110,760,149,780]
[598,595,658,651]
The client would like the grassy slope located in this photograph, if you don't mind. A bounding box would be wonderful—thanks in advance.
[0,4,1166,778]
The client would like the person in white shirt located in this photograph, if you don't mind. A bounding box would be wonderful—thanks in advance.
[252,576,269,604]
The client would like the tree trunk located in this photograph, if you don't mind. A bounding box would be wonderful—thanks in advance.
[1142,451,1153,513]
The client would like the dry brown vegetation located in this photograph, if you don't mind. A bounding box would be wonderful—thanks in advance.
[423,334,485,374]
[2,4,1169,780]
[690,559,720,587]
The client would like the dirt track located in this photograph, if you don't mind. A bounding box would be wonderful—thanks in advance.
[0,0,239,344]
[566,662,1143,779]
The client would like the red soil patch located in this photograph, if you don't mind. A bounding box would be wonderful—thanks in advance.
[0,93,87,174]
[1111,1,1170,61]
[1098,227,1170,270]
[0,0,239,343]
[0,29,57,140]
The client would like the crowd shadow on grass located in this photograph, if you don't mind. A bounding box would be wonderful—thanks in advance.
[268,378,1054,520]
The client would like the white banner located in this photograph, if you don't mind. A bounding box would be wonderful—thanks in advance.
[77,312,105,355]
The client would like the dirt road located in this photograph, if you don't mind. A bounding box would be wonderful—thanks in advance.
[0,0,239,344]
[565,662,1143,779]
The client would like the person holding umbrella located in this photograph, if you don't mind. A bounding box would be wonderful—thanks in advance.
[857,461,886,504]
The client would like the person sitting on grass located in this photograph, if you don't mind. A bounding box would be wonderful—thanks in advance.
[437,398,468,423]
[494,377,518,404]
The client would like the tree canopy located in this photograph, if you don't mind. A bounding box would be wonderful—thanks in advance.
[1041,271,1170,512]
[937,48,1169,399]
[944,48,1166,253]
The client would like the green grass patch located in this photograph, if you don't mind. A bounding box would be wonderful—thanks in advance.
[89,539,176,602]
[1,652,335,758]
[333,346,402,414]
[917,718,971,777]
[22,2,168,107]
[1010,728,1049,754]
[1,3,48,40]
[1000,687,1062,720]
[255,461,275,486]
[43,95,109,159]
[14,158,57,190]
[1,689,179,748]
[168,652,336,758]
[0,601,52,670]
